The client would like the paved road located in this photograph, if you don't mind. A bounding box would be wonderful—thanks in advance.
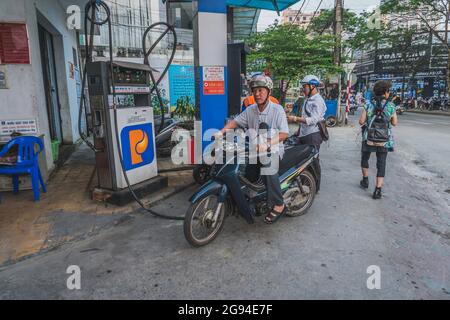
[0,112,449,299]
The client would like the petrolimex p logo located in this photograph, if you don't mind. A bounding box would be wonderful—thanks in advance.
[121,124,155,171]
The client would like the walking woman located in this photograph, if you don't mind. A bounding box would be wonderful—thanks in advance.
[359,80,398,199]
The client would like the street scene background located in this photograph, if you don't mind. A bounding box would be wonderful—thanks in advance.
[1,111,449,299]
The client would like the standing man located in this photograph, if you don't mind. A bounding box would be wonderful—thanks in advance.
[215,74,290,224]
[288,75,327,151]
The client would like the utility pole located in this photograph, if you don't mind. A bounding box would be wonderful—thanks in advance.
[334,0,344,124]
[334,0,343,66]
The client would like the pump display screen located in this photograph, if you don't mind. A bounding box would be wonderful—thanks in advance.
[113,66,147,85]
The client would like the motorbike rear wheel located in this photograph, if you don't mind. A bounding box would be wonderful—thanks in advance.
[326,116,337,128]
[184,195,227,247]
[285,170,317,217]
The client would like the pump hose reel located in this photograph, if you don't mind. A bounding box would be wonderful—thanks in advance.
[78,0,184,220]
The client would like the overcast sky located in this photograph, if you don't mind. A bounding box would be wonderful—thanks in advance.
[257,0,381,31]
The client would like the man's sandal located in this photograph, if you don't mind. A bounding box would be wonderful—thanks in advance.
[264,206,287,225]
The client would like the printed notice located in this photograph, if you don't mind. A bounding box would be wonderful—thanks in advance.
[0,119,38,135]
[203,66,225,95]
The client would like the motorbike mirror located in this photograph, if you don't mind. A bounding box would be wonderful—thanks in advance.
[259,122,269,130]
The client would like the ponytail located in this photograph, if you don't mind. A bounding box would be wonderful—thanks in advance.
[372,95,384,114]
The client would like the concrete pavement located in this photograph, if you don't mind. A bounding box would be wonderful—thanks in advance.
[0,113,449,299]
[0,144,194,266]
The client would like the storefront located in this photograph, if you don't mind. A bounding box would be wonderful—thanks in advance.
[354,32,449,98]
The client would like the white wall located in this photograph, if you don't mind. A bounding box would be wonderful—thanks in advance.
[0,0,83,174]
[33,0,82,146]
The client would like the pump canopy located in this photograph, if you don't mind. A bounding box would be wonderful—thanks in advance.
[226,0,303,14]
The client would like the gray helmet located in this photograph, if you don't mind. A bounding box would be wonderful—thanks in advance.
[249,74,274,91]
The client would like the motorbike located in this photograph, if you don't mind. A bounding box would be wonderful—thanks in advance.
[416,96,429,110]
[428,96,442,111]
[349,103,359,115]
[396,105,405,115]
[401,98,415,111]
[183,127,321,247]
[155,117,194,158]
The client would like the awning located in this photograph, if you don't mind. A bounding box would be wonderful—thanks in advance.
[232,7,260,41]
[226,0,303,13]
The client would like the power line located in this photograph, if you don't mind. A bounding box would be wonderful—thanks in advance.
[306,0,325,33]
[288,0,310,27]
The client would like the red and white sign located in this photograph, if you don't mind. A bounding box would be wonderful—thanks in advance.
[0,23,30,64]
[203,66,225,95]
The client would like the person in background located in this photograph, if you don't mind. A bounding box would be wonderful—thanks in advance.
[291,95,306,116]
[359,80,398,200]
[287,75,327,151]
[242,94,279,112]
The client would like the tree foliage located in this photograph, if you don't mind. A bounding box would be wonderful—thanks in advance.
[246,23,340,104]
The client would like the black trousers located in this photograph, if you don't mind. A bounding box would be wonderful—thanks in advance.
[262,172,284,208]
[246,158,284,208]
[299,132,323,151]
[361,150,388,178]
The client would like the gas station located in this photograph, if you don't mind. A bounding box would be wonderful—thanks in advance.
[78,0,304,207]
[0,0,305,263]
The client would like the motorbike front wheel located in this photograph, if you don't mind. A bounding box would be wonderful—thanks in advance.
[184,195,227,247]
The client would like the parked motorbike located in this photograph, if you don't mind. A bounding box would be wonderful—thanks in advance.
[416,96,429,110]
[349,104,359,115]
[396,105,405,115]
[184,127,321,247]
[428,96,442,111]
[155,117,194,158]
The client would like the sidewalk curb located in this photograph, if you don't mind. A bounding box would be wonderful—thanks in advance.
[406,110,450,117]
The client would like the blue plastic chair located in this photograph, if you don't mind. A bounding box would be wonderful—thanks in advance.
[0,136,47,201]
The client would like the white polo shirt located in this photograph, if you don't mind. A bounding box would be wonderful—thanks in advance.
[233,101,289,158]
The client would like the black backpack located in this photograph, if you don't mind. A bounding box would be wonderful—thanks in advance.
[367,99,390,144]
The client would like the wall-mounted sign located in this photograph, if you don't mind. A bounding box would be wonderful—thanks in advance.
[203,66,225,95]
[0,23,30,64]
[0,119,38,135]
[111,86,150,94]
[169,65,195,109]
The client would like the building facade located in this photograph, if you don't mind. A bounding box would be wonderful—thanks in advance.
[354,7,448,98]
[0,0,168,185]
[0,0,87,182]
[281,9,315,29]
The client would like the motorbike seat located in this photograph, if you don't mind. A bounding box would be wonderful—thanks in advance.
[279,144,314,175]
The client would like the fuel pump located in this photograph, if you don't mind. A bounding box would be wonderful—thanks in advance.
[87,61,160,193]
[79,0,183,219]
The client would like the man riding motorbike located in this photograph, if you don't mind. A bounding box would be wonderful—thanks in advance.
[215,74,290,224]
